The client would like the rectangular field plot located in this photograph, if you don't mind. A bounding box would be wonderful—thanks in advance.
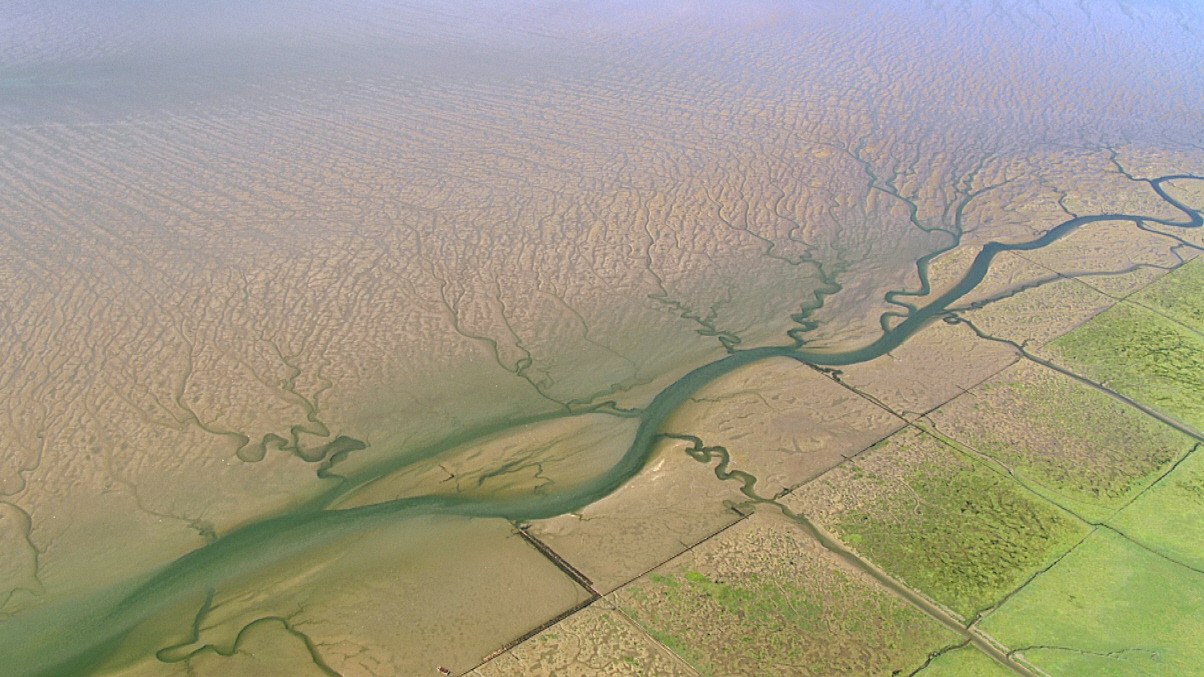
[978,529,1204,677]
[662,357,904,499]
[1045,301,1204,431]
[927,360,1195,522]
[955,274,1116,350]
[611,511,959,677]
[527,436,747,594]
[1108,446,1204,571]
[784,427,1087,619]
[473,600,698,677]
[1128,258,1203,333]
[838,320,1018,418]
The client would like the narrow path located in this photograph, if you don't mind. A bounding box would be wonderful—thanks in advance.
[661,432,1039,677]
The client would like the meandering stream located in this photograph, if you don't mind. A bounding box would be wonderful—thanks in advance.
[2,174,1200,676]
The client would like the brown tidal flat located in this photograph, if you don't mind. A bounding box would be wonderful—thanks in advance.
[527,435,748,595]
[836,319,1019,418]
[1,1,1203,675]
[662,357,904,496]
[471,600,698,677]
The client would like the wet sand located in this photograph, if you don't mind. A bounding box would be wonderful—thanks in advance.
[1,1,1203,674]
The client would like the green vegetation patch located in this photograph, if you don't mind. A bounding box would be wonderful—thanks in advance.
[654,570,824,631]
[1130,258,1204,332]
[916,644,1012,677]
[828,433,1087,619]
[1109,445,1204,570]
[1046,301,1204,431]
[929,361,1194,521]
[617,515,956,676]
[979,529,1204,677]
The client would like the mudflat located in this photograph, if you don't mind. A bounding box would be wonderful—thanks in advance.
[1,1,1202,675]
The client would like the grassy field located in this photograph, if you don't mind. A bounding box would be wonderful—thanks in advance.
[979,528,1204,677]
[1129,258,1203,333]
[1108,445,1204,570]
[928,360,1194,522]
[1046,301,1204,431]
[615,512,958,676]
[786,428,1088,620]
